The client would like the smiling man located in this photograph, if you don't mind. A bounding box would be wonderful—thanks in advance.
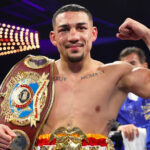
[0,4,150,150]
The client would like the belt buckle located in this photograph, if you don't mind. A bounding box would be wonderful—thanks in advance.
[9,129,30,150]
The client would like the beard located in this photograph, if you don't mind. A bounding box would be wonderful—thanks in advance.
[67,54,84,63]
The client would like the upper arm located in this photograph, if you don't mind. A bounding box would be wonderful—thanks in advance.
[118,66,150,98]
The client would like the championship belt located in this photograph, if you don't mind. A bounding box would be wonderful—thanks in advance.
[0,55,55,150]
[36,126,115,150]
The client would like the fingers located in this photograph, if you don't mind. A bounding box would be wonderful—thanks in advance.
[118,18,132,34]
[118,124,139,141]
[0,142,10,149]
[0,124,16,149]
[0,137,11,145]
[119,27,132,35]
[116,24,133,40]
[123,127,135,141]
[4,126,16,138]
[0,125,16,141]
[116,33,131,40]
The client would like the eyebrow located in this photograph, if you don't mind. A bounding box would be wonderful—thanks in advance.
[58,22,88,28]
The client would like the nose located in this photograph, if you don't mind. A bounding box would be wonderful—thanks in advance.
[68,28,80,42]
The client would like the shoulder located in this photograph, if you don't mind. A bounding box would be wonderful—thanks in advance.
[91,59,134,75]
[101,61,133,74]
[93,60,127,68]
[93,60,133,77]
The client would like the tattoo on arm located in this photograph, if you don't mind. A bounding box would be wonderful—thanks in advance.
[53,76,67,81]
[81,71,104,80]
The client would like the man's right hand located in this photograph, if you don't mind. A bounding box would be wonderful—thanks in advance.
[0,124,16,150]
[117,124,139,141]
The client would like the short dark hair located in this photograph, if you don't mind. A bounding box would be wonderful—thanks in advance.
[119,46,146,64]
[52,4,93,28]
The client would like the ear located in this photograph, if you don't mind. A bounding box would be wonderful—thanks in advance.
[50,31,57,46]
[92,26,98,42]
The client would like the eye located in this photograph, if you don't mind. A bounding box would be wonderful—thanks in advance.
[130,61,136,66]
[78,26,87,30]
[58,28,69,33]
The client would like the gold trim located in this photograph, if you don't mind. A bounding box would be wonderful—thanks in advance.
[49,126,88,150]
[36,126,112,150]
[106,138,115,150]
[38,133,107,140]
[32,59,55,150]
[24,55,50,69]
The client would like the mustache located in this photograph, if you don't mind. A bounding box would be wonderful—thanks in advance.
[65,43,84,48]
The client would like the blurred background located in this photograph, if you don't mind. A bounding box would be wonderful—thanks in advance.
[0,0,150,82]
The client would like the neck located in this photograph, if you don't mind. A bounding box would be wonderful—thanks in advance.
[56,56,93,75]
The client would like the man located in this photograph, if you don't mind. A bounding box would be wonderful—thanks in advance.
[0,4,150,149]
[112,47,150,150]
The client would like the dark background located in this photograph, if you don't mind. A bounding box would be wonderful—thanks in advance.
[0,0,150,83]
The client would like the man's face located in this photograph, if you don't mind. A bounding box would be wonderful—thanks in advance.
[50,11,97,62]
[120,53,147,68]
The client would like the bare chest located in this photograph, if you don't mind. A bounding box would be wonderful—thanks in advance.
[53,71,117,110]
[43,69,122,134]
